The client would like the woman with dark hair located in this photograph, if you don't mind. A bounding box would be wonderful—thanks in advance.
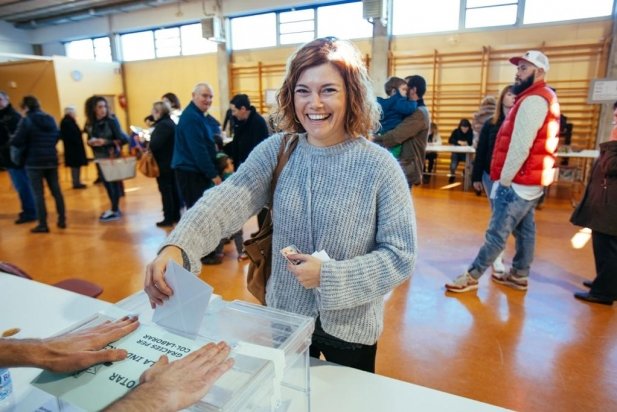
[84,95,126,222]
[149,101,180,227]
[448,118,473,183]
[471,85,515,275]
[472,85,515,197]
[145,37,416,373]
[11,95,66,233]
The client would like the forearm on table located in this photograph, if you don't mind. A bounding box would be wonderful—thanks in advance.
[104,383,176,412]
[0,339,53,369]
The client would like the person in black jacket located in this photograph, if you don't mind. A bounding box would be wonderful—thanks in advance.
[223,94,269,169]
[85,95,127,222]
[223,94,271,231]
[0,91,37,224]
[60,106,88,189]
[472,85,515,196]
[10,95,66,233]
[471,85,515,275]
[149,101,180,227]
[570,102,617,305]
[448,118,473,183]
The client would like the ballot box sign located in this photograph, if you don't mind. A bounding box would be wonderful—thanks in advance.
[32,323,204,411]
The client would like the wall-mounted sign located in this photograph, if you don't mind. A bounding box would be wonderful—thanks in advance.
[588,79,617,103]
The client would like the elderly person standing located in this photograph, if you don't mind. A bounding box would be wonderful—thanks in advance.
[171,83,222,264]
[60,106,88,189]
[570,102,617,305]
[145,37,416,373]
[10,96,66,233]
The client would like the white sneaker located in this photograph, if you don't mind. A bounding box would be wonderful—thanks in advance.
[445,272,479,293]
[492,251,506,274]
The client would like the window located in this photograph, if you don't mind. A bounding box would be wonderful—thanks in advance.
[231,13,277,50]
[465,0,518,28]
[65,39,94,60]
[154,27,181,58]
[279,9,315,45]
[120,31,155,61]
[524,0,613,24]
[92,37,112,62]
[180,23,218,55]
[65,37,111,61]
[392,0,460,35]
[317,2,373,39]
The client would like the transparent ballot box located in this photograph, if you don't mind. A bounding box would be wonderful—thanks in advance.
[117,293,315,412]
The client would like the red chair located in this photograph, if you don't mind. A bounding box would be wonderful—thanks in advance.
[0,261,103,298]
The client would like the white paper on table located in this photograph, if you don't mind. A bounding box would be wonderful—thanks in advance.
[152,260,213,338]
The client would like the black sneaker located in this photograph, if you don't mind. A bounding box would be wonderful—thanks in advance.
[73,184,87,189]
[31,225,50,233]
[156,220,174,227]
[58,221,67,229]
[201,255,223,265]
[15,216,37,224]
[99,210,120,222]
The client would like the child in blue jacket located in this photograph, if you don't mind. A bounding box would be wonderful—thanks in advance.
[376,76,418,158]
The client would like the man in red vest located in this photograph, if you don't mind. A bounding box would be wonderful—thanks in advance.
[446,50,560,293]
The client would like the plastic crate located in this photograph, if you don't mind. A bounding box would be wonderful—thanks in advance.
[116,293,314,411]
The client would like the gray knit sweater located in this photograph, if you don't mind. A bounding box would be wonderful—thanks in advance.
[163,133,417,345]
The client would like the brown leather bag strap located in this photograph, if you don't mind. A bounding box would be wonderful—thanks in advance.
[270,133,299,206]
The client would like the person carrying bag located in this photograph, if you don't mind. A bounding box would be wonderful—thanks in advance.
[243,133,298,304]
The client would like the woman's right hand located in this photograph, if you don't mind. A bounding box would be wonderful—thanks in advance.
[144,246,184,308]
[473,181,484,192]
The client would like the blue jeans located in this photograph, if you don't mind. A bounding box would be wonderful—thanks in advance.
[469,184,540,278]
[8,167,36,219]
[481,171,495,207]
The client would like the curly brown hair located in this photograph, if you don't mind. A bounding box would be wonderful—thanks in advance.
[274,37,380,138]
[84,95,109,129]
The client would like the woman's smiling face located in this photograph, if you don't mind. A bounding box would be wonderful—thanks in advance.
[294,63,347,147]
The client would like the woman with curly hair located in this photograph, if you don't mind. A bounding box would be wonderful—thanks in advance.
[84,95,127,221]
[145,37,416,372]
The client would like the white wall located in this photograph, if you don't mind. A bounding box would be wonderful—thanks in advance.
[0,21,33,59]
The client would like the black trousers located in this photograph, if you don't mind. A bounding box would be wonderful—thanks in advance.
[309,319,378,373]
[175,169,218,259]
[175,169,212,209]
[590,230,617,299]
[156,170,180,222]
[26,167,65,227]
[96,164,122,212]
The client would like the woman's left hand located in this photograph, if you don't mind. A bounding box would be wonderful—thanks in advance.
[286,254,322,289]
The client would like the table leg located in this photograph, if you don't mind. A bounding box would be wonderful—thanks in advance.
[463,153,472,191]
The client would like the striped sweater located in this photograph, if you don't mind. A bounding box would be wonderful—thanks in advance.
[163,133,417,345]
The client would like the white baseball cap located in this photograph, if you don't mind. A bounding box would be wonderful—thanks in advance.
[509,50,550,72]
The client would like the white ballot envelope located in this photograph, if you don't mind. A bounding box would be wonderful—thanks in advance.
[152,260,213,338]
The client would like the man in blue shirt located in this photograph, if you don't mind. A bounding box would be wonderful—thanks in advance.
[172,83,221,208]
[172,83,223,264]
